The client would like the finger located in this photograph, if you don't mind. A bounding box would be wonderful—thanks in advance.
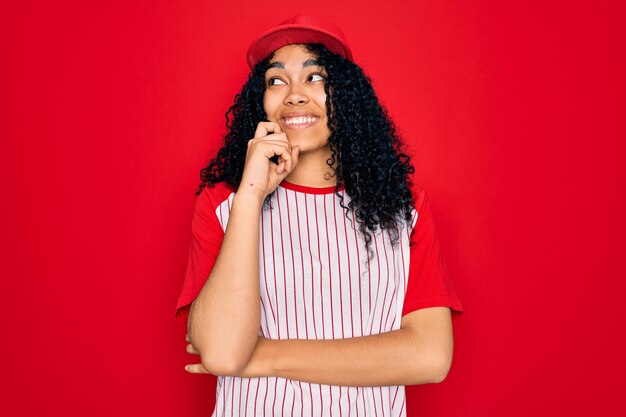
[255,134,290,150]
[256,131,288,141]
[265,120,283,134]
[263,143,292,168]
[286,147,293,172]
[185,363,210,374]
[185,334,190,343]
[276,156,285,172]
[186,343,200,355]
[254,121,283,138]
[253,136,290,148]
[276,150,289,173]
[276,160,285,175]
[285,145,299,175]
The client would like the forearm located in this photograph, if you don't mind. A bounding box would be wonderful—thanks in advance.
[189,190,264,374]
[247,329,441,387]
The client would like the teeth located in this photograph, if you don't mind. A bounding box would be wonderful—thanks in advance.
[284,116,317,125]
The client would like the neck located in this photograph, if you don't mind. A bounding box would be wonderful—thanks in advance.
[283,144,338,187]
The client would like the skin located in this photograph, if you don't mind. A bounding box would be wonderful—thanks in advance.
[262,43,338,188]
[184,307,454,386]
[186,43,332,374]
[184,44,455,385]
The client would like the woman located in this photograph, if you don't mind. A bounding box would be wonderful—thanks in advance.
[176,13,464,417]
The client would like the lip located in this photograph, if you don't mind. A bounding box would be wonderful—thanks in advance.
[281,112,320,129]
[281,111,318,118]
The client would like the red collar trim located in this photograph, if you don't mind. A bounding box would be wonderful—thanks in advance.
[279,179,345,194]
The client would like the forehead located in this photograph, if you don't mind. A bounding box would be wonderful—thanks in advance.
[267,44,320,69]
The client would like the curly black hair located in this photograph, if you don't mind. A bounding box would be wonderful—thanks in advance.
[197,42,417,262]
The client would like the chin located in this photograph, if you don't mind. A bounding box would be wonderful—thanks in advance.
[286,132,330,144]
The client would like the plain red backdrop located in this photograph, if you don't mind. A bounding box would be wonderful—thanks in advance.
[1,1,625,416]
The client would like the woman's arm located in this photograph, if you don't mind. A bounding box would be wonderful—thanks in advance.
[188,189,265,376]
[188,121,299,376]
[253,307,454,386]
[187,306,454,386]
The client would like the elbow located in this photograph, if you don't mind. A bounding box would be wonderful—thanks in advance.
[188,327,242,376]
[429,352,453,384]
[188,334,246,377]
[189,338,250,376]
[187,301,256,376]
[407,349,453,385]
[200,353,243,377]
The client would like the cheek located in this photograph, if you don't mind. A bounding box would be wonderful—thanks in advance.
[316,93,329,117]
[263,95,280,118]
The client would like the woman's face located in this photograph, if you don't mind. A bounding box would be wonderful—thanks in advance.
[263,44,332,154]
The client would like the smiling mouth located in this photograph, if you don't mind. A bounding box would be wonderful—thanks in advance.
[282,116,319,129]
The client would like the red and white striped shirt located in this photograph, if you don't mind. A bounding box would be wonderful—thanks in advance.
[176,179,463,417]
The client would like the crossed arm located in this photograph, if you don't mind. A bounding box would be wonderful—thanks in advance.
[185,306,454,386]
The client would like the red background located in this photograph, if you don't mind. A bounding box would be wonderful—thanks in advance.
[1,1,625,416]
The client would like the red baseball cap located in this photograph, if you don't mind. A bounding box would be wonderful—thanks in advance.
[246,13,353,70]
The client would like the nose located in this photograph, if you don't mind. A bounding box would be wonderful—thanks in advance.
[284,84,309,106]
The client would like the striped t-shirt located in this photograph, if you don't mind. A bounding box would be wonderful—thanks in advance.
[176,179,464,417]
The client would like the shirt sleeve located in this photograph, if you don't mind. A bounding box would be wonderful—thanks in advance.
[401,184,464,317]
[174,186,225,325]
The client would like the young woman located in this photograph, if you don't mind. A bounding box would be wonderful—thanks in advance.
[176,13,464,417]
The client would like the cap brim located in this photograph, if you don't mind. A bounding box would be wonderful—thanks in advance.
[246,24,353,69]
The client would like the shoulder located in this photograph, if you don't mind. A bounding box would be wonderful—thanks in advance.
[194,181,237,214]
[406,179,430,226]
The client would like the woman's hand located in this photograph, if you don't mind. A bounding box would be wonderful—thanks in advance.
[239,121,300,200]
[184,333,211,374]
[184,333,273,378]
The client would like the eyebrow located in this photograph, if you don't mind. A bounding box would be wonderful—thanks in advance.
[267,59,321,69]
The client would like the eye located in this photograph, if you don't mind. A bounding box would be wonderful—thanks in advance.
[267,72,326,86]
[309,72,326,82]
[268,77,286,86]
